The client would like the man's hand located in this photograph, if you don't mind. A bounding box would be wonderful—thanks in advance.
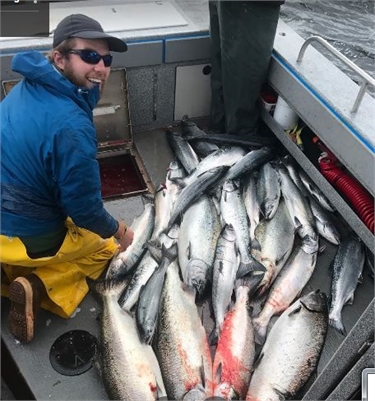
[116,227,134,252]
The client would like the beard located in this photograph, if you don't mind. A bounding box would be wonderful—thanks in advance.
[63,62,107,95]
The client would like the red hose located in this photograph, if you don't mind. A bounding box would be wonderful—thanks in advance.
[319,154,374,233]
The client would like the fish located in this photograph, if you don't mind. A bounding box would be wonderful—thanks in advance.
[251,198,295,293]
[220,180,266,277]
[273,161,318,253]
[180,116,219,157]
[253,237,318,345]
[282,155,340,245]
[226,147,275,182]
[87,277,166,401]
[118,250,159,311]
[210,224,239,345]
[242,171,261,242]
[165,127,200,174]
[136,244,178,344]
[310,197,340,245]
[212,275,263,400]
[167,165,229,230]
[156,260,213,400]
[246,291,329,401]
[328,235,365,335]
[183,132,278,149]
[299,168,335,212]
[106,202,155,279]
[178,195,222,295]
[257,161,281,220]
[176,146,247,188]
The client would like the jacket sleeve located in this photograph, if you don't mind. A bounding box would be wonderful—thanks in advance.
[52,123,118,238]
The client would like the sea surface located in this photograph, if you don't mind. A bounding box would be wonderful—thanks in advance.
[280,0,375,95]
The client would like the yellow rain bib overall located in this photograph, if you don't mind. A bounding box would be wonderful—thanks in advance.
[0,219,118,318]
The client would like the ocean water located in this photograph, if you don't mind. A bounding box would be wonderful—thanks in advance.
[280,0,375,91]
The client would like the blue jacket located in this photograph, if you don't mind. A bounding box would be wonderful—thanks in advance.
[0,51,118,238]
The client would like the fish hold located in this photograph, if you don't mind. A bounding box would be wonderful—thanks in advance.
[329,235,365,335]
[87,277,166,401]
[156,260,213,400]
[246,291,328,401]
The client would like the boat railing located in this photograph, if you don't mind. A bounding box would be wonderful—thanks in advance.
[296,35,375,114]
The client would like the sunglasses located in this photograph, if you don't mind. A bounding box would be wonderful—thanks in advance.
[68,49,113,67]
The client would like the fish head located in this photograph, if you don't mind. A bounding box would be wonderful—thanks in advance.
[300,290,328,314]
[213,382,238,399]
[186,259,210,295]
[182,386,207,401]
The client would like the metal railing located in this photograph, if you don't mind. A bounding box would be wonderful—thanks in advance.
[297,36,375,114]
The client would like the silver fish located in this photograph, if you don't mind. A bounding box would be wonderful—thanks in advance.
[156,260,213,400]
[220,180,265,277]
[179,146,247,188]
[282,155,340,245]
[87,277,166,401]
[136,244,177,344]
[165,128,200,174]
[167,165,229,230]
[251,198,295,293]
[299,169,335,212]
[329,235,365,335]
[242,171,261,242]
[106,202,155,279]
[118,250,159,311]
[226,147,275,181]
[253,237,318,345]
[257,162,281,220]
[210,224,239,345]
[274,162,318,253]
[180,116,219,158]
[246,291,328,401]
[178,195,222,295]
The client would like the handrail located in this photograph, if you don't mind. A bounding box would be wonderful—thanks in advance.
[296,36,375,114]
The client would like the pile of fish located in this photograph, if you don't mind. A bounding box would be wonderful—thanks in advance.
[88,118,366,400]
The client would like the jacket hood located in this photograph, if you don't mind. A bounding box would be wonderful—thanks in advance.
[11,51,100,113]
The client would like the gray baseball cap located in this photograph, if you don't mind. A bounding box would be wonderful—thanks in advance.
[53,14,128,52]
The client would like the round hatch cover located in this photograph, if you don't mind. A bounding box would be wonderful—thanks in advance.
[49,330,98,376]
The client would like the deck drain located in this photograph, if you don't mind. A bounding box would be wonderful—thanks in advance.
[49,330,98,376]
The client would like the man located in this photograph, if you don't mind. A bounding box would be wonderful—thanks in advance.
[209,0,284,136]
[0,14,134,343]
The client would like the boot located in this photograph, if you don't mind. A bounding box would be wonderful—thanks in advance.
[8,274,46,343]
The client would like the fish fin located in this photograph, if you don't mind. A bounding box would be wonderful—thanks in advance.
[253,317,268,345]
[215,362,223,383]
[200,356,206,386]
[294,216,302,230]
[329,315,347,336]
[140,193,154,205]
[346,292,355,305]
[253,351,264,370]
[288,304,302,316]
[251,238,262,252]
[273,384,289,400]
[358,273,364,285]
[208,326,219,346]
[318,245,327,254]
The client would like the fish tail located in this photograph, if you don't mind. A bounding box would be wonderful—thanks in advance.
[86,276,127,299]
[329,314,347,336]
[237,258,266,278]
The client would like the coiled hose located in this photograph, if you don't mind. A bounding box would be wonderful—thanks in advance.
[319,153,374,233]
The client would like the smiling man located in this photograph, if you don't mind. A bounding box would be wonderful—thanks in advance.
[0,14,134,343]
